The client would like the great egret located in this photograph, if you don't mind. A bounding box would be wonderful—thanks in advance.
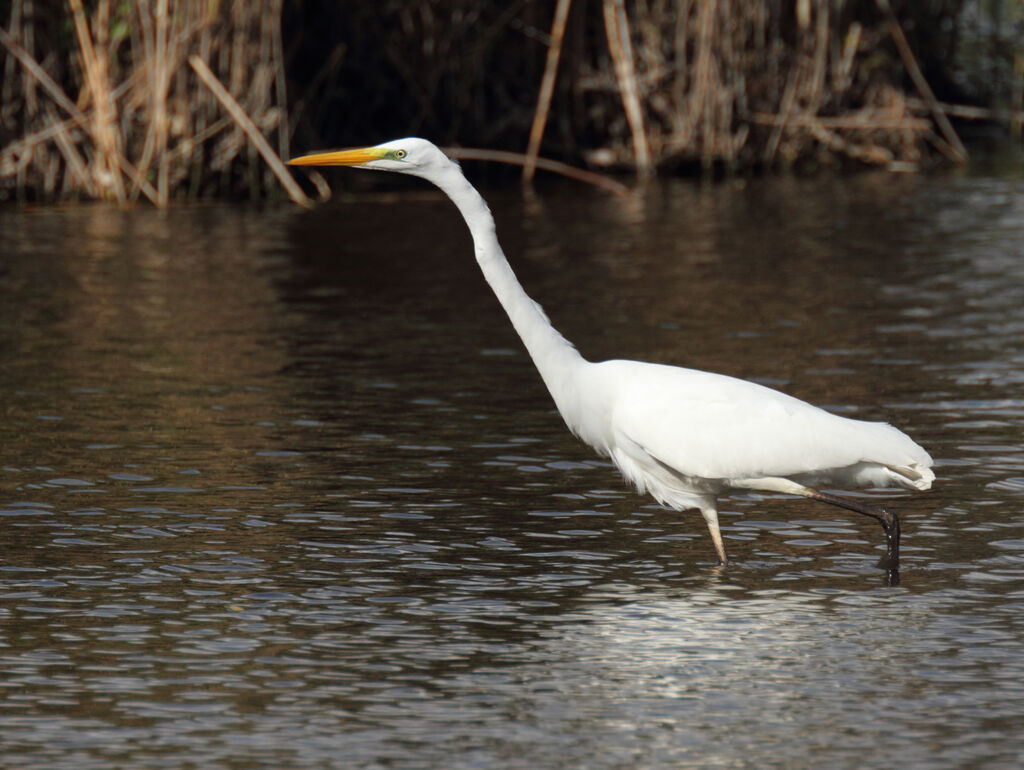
[288,138,934,575]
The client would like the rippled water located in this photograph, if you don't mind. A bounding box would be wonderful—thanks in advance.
[2,170,1024,768]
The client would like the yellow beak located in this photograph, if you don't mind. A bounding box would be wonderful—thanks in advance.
[287,147,384,167]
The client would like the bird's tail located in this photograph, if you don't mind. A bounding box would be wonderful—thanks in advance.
[887,463,935,491]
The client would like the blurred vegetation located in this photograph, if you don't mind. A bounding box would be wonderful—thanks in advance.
[1,0,291,204]
[1,0,1022,204]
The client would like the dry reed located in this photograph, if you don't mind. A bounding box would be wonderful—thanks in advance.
[287,1,981,180]
[0,0,298,204]
[4,1,1016,203]
[562,0,967,172]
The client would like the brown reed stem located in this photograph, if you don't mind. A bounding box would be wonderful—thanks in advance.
[188,54,313,208]
[523,0,572,185]
[154,0,169,205]
[47,106,94,194]
[602,0,652,176]
[764,68,799,163]
[270,0,289,163]
[68,0,126,201]
[875,0,967,164]
[445,147,630,196]
[752,113,931,130]
[0,24,80,120]
[908,99,1024,124]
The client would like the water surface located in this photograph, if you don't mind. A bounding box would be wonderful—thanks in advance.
[2,171,1024,768]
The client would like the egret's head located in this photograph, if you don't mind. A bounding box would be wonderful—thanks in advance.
[287,138,453,180]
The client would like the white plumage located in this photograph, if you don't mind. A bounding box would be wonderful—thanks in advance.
[289,137,934,570]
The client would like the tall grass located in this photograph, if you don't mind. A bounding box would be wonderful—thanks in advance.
[2,1,1020,203]
[0,0,300,204]
[287,1,981,177]
[552,0,965,171]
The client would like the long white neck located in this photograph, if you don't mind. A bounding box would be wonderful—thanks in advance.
[429,163,587,423]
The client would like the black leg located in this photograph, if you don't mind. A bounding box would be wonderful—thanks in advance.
[805,490,901,586]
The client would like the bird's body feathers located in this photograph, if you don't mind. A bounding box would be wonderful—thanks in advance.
[552,358,933,519]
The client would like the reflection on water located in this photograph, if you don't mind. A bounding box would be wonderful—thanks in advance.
[2,171,1024,767]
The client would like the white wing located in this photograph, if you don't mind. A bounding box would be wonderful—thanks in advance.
[599,360,932,485]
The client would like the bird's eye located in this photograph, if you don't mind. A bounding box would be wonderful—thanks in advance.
[394,149,407,159]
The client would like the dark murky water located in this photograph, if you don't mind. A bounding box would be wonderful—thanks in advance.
[2,170,1024,768]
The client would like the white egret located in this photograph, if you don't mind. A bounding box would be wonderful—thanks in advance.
[288,138,934,576]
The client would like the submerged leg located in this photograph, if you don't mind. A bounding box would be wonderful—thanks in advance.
[803,489,901,572]
[698,504,728,566]
[731,477,901,584]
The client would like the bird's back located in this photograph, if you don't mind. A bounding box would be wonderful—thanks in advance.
[578,359,933,491]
